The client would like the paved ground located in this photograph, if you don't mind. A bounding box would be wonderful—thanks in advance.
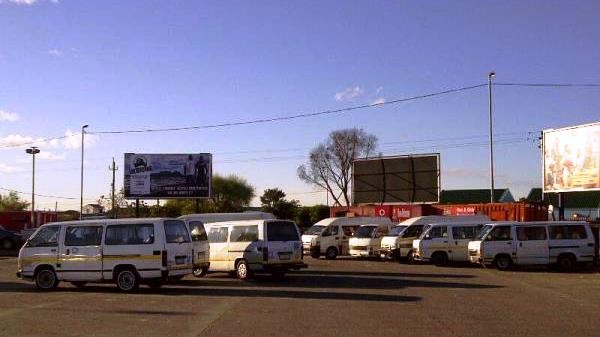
[1,255,600,337]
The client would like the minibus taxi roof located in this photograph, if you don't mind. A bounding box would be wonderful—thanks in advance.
[40,218,180,227]
[482,221,588,227]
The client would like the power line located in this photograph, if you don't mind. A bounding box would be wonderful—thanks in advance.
[0,187,78,200]
[90,84,487,135]
[496,82,600,87]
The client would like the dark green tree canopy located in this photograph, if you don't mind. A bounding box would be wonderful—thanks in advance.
[0,191,30,211]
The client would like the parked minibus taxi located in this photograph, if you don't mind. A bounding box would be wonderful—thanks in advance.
[178,212,276,277]
[17,218,193,291]
[348,223,391,257]
[468,221,595,271]
[206,219,306,279]
[380,215,490,261]
[302,216,392,259]
[412,221,486,265]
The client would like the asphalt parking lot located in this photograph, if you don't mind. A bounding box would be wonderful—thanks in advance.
[1,256,600,337]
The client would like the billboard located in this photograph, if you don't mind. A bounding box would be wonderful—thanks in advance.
[352,154,440,205]
[543,122,600,193]
[124,153,212,199]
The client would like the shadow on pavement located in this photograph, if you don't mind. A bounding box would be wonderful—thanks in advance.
[0,281,421,303]
[290,269,477,278]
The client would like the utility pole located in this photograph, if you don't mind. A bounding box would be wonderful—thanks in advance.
[80,124,89,220]
[26,147,40,228]
[109,157,118,219]
[488,72,496,203]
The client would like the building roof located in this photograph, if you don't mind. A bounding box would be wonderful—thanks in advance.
[439,189,514,204]
[526,188,600,208]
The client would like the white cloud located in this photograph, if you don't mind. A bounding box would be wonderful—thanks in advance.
[48,49,63,57]
[0,163,17,174]
[0,110,19,122]
[37,151,66,161]
[62,129,99,149]
[370,97,386,106]
[0,134,44,148]
[334,86,364,102]
[2,0,58,5]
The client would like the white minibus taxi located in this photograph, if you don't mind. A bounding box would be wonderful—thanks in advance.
[302,216,393,259]
[468,221,595,271]
[178,212,276,278]
[380,215,490,261]
[206,219,306,279]
[17,218,193,291]
[412,221,486,265]
[349,223,392,257]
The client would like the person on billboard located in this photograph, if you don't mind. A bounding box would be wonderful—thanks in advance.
[195,156,209,187]
[184,155,196,185]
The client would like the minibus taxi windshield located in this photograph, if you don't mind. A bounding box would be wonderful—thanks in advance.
[354,226,376,238]
[388,226,407,237]
[305,225,326,235]
[476,224,494,240]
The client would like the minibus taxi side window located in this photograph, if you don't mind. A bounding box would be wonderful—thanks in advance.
[208,227,228,243]
[65,226,103,246]
[164,220,191,244]
[28,226,60,247]
[426,226,447,239]
[517,227,547,241]
[321,227,332,237]
[549,225,587,240]
[230,226,259,242]
[486,226,512,241]
[453,226,477,240]
[106,224,154,245]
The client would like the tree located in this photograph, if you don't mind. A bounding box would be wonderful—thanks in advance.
[298,128,377,206]
[0,191,30,211]
[162,174,256,216]
[260,188,299,220]
[309,204,330,224]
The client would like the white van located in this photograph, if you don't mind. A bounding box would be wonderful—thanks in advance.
[380,215,490,261]
[349,223,392,257]
[412,221,487,265]
[178,212,276,278]
[17,218,193,291]
[206,219,305,279]
[302,217,393,259]
[468,221,595,271]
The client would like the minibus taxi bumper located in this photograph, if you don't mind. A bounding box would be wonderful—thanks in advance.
[303,244,320,257]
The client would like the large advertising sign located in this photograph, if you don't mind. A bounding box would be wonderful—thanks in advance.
[124,153,212,199]
[543,122,600,193]
[352,153,440,205]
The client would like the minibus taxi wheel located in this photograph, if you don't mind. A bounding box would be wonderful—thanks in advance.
[193,266,208,278]
[431,252,449,266]
[325,247,338,260]
[235,259,252,280]
[34,266,59,290]
[494,254,513,271]
[557,254,576,272]
[114,267,139,292]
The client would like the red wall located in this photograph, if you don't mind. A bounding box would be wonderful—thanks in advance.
[0,211,58,232]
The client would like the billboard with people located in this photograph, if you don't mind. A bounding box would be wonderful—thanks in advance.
[543,122,600,193]
[124,153,212,199]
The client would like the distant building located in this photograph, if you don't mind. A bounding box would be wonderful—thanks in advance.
[439,189,515,204]
[82,204,104,215]
[526,188,600,221]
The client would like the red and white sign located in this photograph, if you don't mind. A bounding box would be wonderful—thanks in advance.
[444,206,477,216]
[375,205,392,217]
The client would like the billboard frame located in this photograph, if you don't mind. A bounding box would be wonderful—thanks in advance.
[123,153,213,200]
[351,153,441,206]
[542,121,600,194]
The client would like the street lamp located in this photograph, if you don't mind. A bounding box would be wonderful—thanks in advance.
[80,124,89,220]
[25,146,40,227]
[488,72,495,203]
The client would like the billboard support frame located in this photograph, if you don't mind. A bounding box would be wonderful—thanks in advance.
[352,153,441,206]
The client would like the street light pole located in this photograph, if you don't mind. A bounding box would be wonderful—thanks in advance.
[25,147,40,227]
[80,124,89,220]
[488,72,495,203]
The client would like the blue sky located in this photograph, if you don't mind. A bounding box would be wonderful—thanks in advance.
[1,0,599,210]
